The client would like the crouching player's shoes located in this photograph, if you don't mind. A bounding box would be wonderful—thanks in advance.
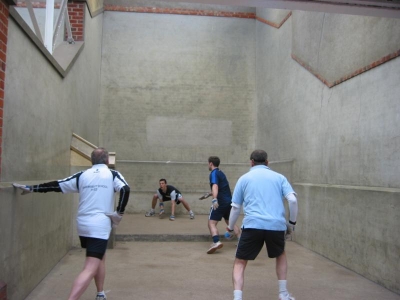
[279,293,295,300]
[207,241,223,254]
[159,209,165,218]
[189,211,195,219]
[145,210,155,217]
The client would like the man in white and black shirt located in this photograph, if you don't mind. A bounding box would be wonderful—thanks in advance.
[13,147,130,300]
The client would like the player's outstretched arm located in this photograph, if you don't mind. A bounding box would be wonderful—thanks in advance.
[13,181,62,195]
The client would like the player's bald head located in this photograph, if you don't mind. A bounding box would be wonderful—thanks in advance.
[91,147,109,165]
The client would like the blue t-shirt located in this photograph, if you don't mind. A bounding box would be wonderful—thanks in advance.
[231,165,295,231]
[209,168,232,205]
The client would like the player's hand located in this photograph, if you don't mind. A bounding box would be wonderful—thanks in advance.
[106,211,122,228]
[286,221,296,234]
[211,198,219,210]
[12,183,32,195]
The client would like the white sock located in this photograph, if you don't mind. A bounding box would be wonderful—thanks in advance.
[233,290,242,300]
[279,280,288,295]
[97,290,105,296]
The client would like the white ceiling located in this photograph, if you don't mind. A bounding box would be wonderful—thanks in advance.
[155,0,400,19]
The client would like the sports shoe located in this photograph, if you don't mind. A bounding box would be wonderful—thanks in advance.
[189,211,195,219]
[159,209,165,218]
[145,210,155,217]
[207,241,223,254]
[279,293,295,300]
[95,294,107,300]
[169,215,175,221]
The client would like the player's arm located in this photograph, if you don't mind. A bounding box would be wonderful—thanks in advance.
[116,185,130,215]
[286,193,298,224]
[211,184,219,199]
[211,184,219,209]
[227,203,241,231]
[13,181,62,194]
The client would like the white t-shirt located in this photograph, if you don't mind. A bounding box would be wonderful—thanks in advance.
[59,164,128,239]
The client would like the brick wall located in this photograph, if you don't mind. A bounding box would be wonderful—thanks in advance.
[0,0,9,179]
[67,1,85,41]
[16,1,85,43]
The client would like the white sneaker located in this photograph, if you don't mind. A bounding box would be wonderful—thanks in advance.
[279,293,295,300]
[145,210,155,217]
[207,241,223,254]
[189,211,195,219]
[95,294,107,300]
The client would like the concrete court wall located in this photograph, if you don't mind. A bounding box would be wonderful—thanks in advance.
[0,6,103,300]
[255,9,400,293]
[99,10,257,212]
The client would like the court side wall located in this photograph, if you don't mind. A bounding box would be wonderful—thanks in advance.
[255,9,400,293]
[99,10,256,212]
[0,7,103,300]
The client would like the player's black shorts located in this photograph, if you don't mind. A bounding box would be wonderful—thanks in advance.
[79,236,108,259]
[209,203,232,221]
[235,228,285,259]
[160,194,182,205]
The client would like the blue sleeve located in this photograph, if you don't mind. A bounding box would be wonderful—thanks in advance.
[210,171,218,186]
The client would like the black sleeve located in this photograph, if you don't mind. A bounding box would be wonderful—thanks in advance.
[32,181,63,193]
[116,185,130,214]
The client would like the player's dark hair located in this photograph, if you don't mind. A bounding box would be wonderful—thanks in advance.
[250,150,268,165]
[208,156,220,167]
[159,178,167,184]
[91,147,109,165]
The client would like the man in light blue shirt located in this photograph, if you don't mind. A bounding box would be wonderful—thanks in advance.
[227,150,298,300]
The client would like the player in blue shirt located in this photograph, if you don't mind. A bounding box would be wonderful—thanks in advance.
[227,149,298,300]
[206,156,240,254]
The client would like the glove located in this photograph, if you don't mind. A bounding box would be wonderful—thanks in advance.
[211,198,219,210]
[12,183,32,195]
[286,221,296,235]
[106,211,122,228]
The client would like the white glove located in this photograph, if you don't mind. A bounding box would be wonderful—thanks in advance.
[211,198,219,210]
[286,221,296,234]
[106,211,122,228]
[12,183,32,195]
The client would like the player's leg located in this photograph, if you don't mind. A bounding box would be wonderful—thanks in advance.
[68,237,108,300]
[68,257,102,300]
[178,195,194,219]
[145,194,158,217]
[276,252,295,300]
[207,207,224,253]
[94,254,106,298]
[276,251,287,279]
[232,258,248,300]
[265,231,294,300]
[233,229,264,300]
[170,200,176,220]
